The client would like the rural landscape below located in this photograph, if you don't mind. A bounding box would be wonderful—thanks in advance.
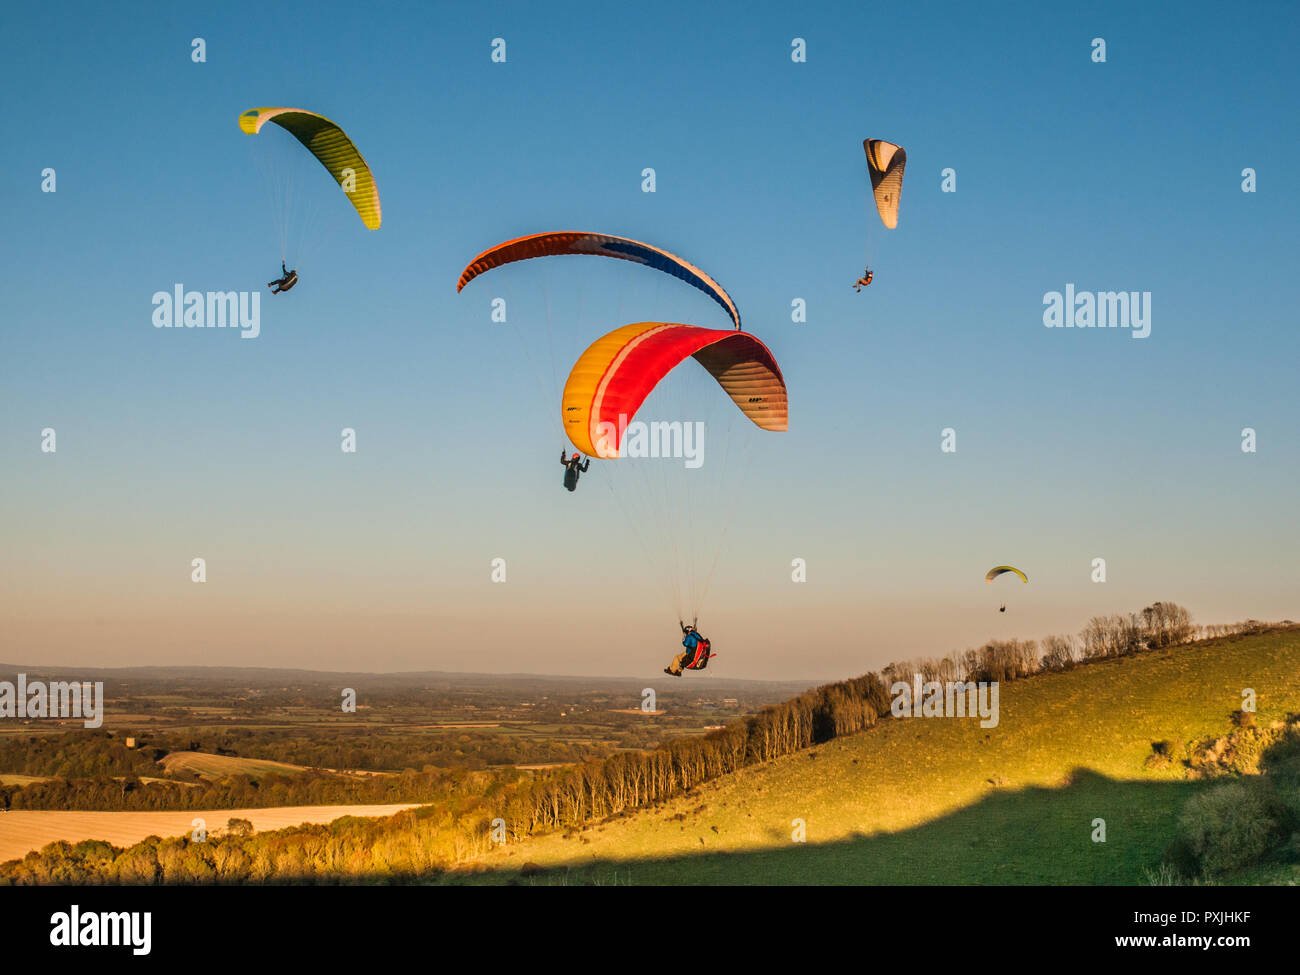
[3,0,1296,961]
[4,610,1298,888]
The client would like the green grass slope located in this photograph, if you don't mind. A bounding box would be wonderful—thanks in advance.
[459,630,1300,885]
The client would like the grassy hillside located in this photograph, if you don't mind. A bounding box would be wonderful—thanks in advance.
[458,630,1300,885]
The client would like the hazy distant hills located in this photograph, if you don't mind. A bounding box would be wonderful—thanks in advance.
[0,662,811,695]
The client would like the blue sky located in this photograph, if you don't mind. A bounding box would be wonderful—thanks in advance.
[2,1,1297,678]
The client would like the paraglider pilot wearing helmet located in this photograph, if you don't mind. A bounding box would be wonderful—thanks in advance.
[561,449,590,492]
[665,620,712,677]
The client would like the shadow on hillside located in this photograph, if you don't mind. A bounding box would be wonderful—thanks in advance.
[451,769,1211,886]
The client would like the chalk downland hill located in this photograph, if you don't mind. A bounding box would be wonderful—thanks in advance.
[459,629,1300,885]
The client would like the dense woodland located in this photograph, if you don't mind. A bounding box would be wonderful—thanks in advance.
[2,605,1293,884]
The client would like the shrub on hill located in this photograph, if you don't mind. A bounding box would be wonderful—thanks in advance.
[1176,779,1289,875]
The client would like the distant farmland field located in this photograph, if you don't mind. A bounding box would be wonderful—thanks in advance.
[0,804,422,864]
[158,751,314,779]
[0,774,50,787]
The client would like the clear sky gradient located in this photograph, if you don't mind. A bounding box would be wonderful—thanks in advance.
[2,1,1297,679]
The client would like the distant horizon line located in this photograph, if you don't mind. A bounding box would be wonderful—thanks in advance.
[0,660,811,687]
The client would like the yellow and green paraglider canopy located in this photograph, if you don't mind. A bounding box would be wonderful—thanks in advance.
[239,107,381,230]
[985,565,1028,584]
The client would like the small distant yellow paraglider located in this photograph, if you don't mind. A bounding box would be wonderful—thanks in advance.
[985,565,1028,613]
